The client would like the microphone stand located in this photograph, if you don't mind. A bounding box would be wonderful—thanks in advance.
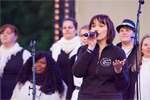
[30,40,36,100]
[134,0,144,100]
[0,76,2,100]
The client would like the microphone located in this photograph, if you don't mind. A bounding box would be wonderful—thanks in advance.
[30,40,36,47]
[84,31,98,37]
[139,0,144,4]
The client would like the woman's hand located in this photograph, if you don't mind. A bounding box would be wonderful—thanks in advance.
[113,59,126,73]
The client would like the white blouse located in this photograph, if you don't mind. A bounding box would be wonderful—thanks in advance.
[134,57,150,100]
[11,81,67,100]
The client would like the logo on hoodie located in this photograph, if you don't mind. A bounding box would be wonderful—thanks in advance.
[100,58,111,67]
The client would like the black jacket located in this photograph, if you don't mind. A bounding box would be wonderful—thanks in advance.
[72,43,129,100]
[116,42,139,100]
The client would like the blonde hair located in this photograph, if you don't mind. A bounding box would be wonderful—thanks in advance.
[78,24,89,35]
[139,34,150,65]
[132,34,150,72]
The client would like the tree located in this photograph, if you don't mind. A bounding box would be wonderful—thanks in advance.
[0,0,54,52]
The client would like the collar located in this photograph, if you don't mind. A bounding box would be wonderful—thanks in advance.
[96,42,114,49]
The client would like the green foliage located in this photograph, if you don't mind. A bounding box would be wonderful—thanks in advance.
[0,0,55,52]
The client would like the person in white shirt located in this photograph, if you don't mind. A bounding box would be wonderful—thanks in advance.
[11,51,67,100]
[133,34,150,100]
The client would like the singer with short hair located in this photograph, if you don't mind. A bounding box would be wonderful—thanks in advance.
[72,14,129,100]
[116,19,139,99]
[11,51,67,100]
[0,24,31,99]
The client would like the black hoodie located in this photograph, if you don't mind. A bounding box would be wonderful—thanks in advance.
[72,43,130,100]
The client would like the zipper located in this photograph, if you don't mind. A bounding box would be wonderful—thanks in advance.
[96,60,99,74]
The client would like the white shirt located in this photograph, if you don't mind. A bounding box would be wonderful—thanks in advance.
[122,46,133,58]
[134,57,150,100]
[11,81,67,100]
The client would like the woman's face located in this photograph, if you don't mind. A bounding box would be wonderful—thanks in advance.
[62,20,77,40]
[119,26,135,44]
[0,27,17,45]
[142,37,150,58]
[79,29,89,45]
[91,19,108,43]
[35,57,47,74]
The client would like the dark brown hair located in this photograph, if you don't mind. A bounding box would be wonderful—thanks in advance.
[62,17,78,30]
[0,24,18,36]
[89,14,115,44]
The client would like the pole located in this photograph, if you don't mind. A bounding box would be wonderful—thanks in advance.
[134,0,144,100]
[30,40,36,100]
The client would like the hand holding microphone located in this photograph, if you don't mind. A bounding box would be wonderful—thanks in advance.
[85,31,98,51]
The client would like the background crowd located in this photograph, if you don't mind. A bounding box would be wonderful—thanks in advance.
[0,15,150,100]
